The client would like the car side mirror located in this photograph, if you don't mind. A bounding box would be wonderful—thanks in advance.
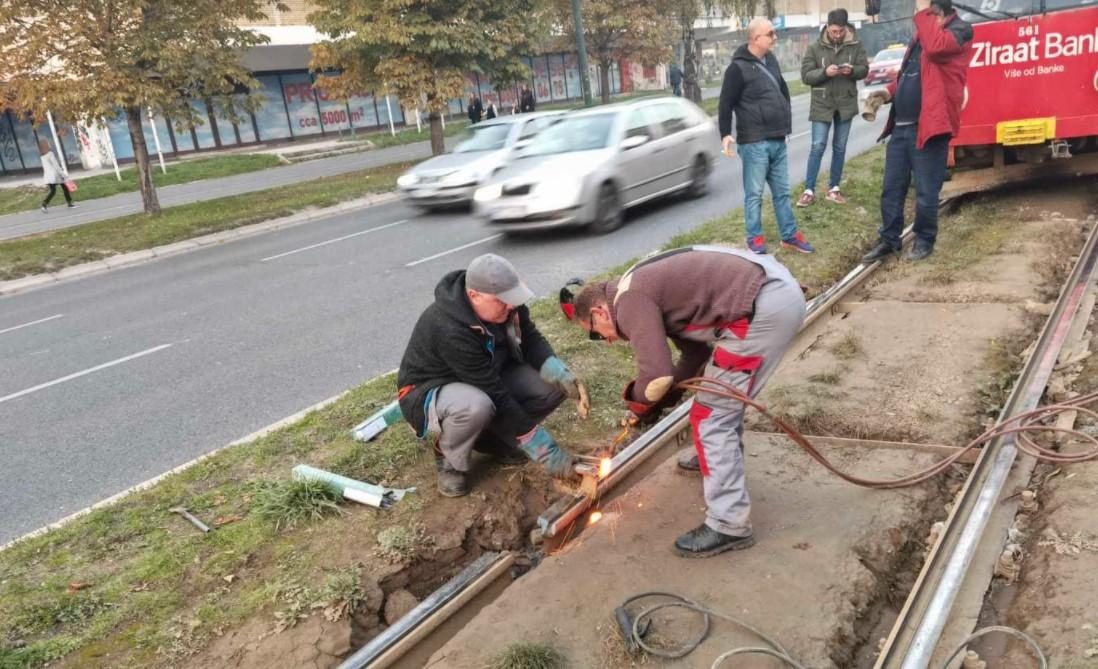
[621,134,650,150]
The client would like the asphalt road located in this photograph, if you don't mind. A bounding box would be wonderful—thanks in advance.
[0,99,886,543]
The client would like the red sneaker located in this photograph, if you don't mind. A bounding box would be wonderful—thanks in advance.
[796,190,815,207]
[825,188,846,205]
[747,235,768,254]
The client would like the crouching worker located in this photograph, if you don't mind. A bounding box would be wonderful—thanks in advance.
[565,246,805,557]
[398,254,588,497]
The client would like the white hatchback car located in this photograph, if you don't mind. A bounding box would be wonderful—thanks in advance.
[395,112,562,211]
[472,97,717,234]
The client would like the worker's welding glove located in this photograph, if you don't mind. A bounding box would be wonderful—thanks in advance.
[517,426,576,478]
[540,356,582,399]
[622,381,685,427]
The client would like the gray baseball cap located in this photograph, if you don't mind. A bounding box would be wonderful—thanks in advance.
[466,253,535,307]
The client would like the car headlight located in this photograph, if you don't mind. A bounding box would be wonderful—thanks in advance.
[474,183,503,202]
[397,173,419,187]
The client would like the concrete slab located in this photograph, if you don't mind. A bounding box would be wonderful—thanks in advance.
[0,273,56,295]
[426,435,945,669]
[102,249,156,268]
[151,240,200,258]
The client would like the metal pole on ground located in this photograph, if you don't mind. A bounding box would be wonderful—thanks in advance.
[103,124,122,181]
[414,106,421,132]
[571,0,593,106]
[147,107,167,174]
[384,89,396,136]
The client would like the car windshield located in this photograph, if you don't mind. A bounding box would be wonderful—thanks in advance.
[874,48,906,62]
[452,123,513,153]
[521,114,615,156]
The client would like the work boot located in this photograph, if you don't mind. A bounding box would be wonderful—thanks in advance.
[676,452,702,477]
[674,524,755,558]
[907,240,935,262]
[435,455,468,497]
[862,240,900,264]
[473,433,528,465]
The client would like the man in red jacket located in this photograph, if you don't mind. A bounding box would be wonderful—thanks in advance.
[862,0,972,263]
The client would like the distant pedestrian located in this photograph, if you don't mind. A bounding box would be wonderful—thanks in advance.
[485,97,498,120]
[520,85,536,113]
[718,17,815,255]
[670,64,684,96]
[38,139,74,213]
[467,95,484,124]
[797,8,868,207]
[862,0,973,263]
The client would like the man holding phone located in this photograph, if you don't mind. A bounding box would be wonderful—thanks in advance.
[798,8,868,208]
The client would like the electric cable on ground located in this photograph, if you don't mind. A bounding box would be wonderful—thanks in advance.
[675,377,1098,489]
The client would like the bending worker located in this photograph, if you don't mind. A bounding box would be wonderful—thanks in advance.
[566,246,805,557]
[398,254,587,497]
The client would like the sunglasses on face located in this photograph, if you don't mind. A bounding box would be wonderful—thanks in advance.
[588,313,605,341]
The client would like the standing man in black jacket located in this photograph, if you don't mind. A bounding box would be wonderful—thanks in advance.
[718,18,816,256]
[519,85,536,113]
[397,254,587,496]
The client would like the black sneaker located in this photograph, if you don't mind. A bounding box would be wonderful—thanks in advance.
[907,240,934,262]
[436,455,468,497]
[676,452,702,477]
[674,523,755,558]
[862,241,900,264]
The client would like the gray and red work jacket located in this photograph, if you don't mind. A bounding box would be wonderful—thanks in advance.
[607,245,795,412]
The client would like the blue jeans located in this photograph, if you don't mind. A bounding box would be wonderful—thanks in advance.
[878,124,951,249]
[740,139,799,241]
[804,114,853,192]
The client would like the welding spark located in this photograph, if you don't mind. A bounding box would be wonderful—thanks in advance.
[599,458,612,479]
[589,511,604,525]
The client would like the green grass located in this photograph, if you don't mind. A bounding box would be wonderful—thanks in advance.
[0,154,283,216]
[488,642,566,669]
[0,160,411,281]
[251,479,343,531]
[0,147,890,669]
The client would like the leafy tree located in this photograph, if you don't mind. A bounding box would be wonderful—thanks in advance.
[551,0,674,104]
[310,0,542,156]
[0,0,276,214]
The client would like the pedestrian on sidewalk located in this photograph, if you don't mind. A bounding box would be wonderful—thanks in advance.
[38,139,75,213]
[670,63,684,97]
[862,0,972,264]
[485,97,498,120]
[520,85,536,113]
[797,8,868,208]
[397,254,588,497]
[467,95,484,124]
[564,245,806,558]
[718,18,816,255]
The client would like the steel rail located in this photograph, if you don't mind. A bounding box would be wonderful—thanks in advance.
[876,219,1098,668]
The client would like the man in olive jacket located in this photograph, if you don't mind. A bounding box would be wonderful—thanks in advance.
[797,8,868,207]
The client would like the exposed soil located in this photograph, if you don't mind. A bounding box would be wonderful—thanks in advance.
[175,461,557,669]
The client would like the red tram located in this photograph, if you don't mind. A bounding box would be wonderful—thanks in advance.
[948,0,1098,191]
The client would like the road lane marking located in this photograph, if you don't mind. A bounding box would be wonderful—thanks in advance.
[405,234,504,267]
[260,219,409,262]
[0,314,64,336]
[0,343,173,405]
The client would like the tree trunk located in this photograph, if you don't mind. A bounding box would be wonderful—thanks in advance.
[599,61,611,105]
[683,32,702,103]
[429,112,445,155]
[125,105,160,214]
